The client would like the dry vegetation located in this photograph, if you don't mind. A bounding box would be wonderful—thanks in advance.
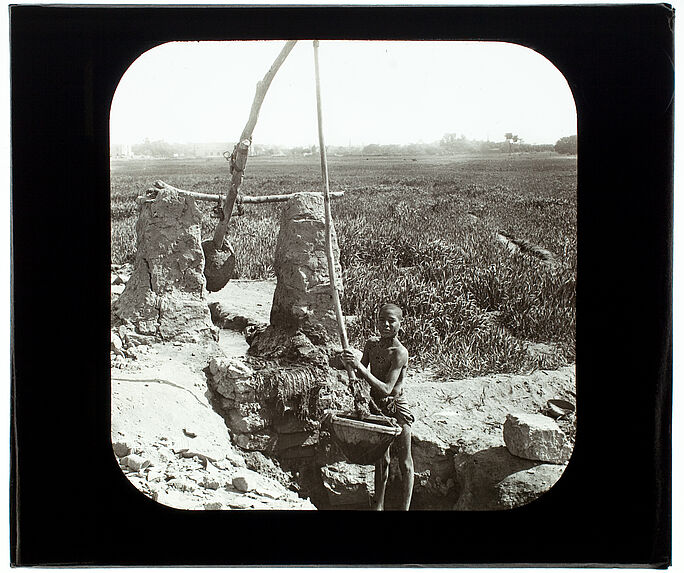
[111,153,576,379]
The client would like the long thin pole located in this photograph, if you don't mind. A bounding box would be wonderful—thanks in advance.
[313,40,357,386]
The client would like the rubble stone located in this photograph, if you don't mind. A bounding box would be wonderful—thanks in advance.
[112,441,131,458]
[454,446,566,510]
[320,461,374,507]
[121,453,151,472]
[235,433,274,451]
[201,478,221,490]
[503,413,572,464]
[167,478,196,492]
[496,464,566,509]
[232,472,258,493]
[111,333,124,356]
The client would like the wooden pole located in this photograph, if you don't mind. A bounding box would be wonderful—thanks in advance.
[212,40,297,249]
[313,40,359,389]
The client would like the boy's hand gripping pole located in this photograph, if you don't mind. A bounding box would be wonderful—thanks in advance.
[313,40,363,402]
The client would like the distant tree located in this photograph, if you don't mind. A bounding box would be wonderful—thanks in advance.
[132,139,175,157]
[505,132,513,153]
[362,143,381,155]
[554,135,577,155]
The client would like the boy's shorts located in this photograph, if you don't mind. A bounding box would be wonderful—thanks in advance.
[374,395,415,426]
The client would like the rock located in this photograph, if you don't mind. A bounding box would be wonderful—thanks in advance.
[204,501,223,510]
[269,193,343,344]
[227,497,256,510]
[496,464,566,509]
[121,454,151,472]
[123,332,157,347]
[201,477,221,490]
[227,404,270,434]
[410,422,454,480]
[167,478,196,492]
[320,461,374,507]
[232,472,259,493]
[208,302,257,331]
[111,333,124,356]
[209,358,255,401]
[454,446,566,510]
[241,450,295,489]
[112,186,218,343]
[123,345,142,360]
[503,413,572,464]
[235,433,274,451]
[112,441,132,458]
[254,484,285,500]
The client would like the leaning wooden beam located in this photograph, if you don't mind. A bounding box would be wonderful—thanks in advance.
[145,180,344,204]
[212,40,298,249]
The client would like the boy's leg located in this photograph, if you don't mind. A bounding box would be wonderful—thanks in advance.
[396,423,414,511]
[373,447,391,510]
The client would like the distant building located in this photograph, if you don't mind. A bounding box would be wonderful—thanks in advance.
[110,143,133,158]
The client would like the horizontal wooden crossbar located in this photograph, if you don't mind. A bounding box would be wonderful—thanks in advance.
[145,180,344,204]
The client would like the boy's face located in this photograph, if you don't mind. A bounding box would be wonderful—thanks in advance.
[377,308,401,338]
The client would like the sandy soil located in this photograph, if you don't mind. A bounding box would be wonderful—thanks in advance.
[111,331,314,510]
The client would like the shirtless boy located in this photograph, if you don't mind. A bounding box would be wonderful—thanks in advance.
[342,303,414,510]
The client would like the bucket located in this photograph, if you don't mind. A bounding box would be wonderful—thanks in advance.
[330,413,402,465]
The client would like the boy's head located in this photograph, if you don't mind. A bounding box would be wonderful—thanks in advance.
[377,303,403,338]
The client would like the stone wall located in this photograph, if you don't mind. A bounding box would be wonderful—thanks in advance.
[206,355,373,508]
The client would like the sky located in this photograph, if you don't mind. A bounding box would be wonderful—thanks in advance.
[110,40,577,147]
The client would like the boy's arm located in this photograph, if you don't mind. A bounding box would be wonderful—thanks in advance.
[356,348,408,397]
[360,340,371,368]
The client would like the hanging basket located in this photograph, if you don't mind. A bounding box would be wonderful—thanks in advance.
[330,413,402,465]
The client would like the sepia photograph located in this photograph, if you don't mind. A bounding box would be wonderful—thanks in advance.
[11,4,672,566]
[109,40,577,511]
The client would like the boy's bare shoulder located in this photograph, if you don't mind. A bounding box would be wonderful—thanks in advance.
[391,343,409,364]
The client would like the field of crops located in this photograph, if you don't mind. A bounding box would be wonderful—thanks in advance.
[111,153,576,379]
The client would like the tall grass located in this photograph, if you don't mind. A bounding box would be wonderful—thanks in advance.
[111,153,576,378]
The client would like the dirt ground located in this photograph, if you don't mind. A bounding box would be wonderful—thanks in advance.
[112,277,575,510]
